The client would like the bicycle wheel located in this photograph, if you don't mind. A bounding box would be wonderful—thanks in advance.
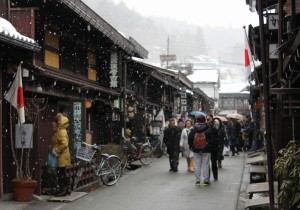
[72,161,84,190]
[140,145,153,165]
[100,156,122,186]
[120,152,128,170]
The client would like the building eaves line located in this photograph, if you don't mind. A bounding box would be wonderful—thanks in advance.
[32,64,120,96]
[58,0,138,56]
[0,33,41,52]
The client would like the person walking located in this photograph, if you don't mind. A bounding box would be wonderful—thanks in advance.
[211,118,226,180]
[163,118,182,172]
[226,118,241,156]
[180,119,194,172]
[50,113,71,196]
[188,115,213,186]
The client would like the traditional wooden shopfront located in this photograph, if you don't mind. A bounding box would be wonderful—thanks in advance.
[246,0,300,208]
[1,0,146,196]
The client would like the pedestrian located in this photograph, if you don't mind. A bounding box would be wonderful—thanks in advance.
[211,118,226,180]
[180,119,194,172]
[188,115,213,186]
[163,118,182,172]
[177,118,185,129]
[226,118,241,156]
[206,115,213,125]
[50,113,71,196]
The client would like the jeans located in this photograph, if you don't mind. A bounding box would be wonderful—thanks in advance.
[194,152,211,182]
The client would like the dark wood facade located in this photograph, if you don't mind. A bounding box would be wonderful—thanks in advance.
[218,92,251,116]
[246,0,300,208]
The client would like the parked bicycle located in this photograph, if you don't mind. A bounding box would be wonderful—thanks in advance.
[72,142,122,190]
[120,136,153,170]
[144,136,168,157]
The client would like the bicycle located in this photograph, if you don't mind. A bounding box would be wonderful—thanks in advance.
[119,136,153,170]
[72,142,122,190]
[144,136,168,157]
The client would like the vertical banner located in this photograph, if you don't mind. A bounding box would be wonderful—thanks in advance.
[70,100,86,149]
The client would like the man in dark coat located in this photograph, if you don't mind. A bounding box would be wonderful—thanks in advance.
[163,118,182,172]
[211,118,226,180]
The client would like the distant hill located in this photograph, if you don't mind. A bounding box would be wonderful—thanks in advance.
[82,0,244,65]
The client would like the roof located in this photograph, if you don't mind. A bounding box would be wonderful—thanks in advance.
[131,57,193,89]
[0,17,40,51]
[58,0,148,59]
[187,70,219,83]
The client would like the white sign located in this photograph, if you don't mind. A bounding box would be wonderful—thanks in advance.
[268,14,279,30]
[181,99,187,105]
[269,44,278,59]
[110,51,118,88]
[181,105,187,112]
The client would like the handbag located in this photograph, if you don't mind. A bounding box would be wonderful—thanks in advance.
[47,150,58,168]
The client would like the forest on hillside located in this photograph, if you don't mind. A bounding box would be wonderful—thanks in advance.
[82,0,244,65]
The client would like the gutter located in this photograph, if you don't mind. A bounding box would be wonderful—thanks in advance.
[0,34,41,52]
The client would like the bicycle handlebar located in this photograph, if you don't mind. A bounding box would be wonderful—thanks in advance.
[81,141,100,150]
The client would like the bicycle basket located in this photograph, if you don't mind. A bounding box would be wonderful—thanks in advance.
[76,146,96,162]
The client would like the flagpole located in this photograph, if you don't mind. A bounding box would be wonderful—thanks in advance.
[243,26,261,89]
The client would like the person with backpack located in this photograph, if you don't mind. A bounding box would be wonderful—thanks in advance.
[163,118,182,172]
[188,115,213,186]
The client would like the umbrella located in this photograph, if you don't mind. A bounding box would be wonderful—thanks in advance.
[214,115,228,122]
[189,111,206,117]
[226,113,245,121]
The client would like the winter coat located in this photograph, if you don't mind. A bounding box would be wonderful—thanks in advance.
[180,127,194,158]
[188,123,213,153]
[211,119,226,151]
[226,121,241,141]
[51,115,71,168]
[163,126,182,151]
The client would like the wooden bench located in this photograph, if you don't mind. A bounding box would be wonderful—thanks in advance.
[246,155,267,165]
[245,182,278,208]
[247,182,278,195]
[245,197,270,209]
[249,165,267,183]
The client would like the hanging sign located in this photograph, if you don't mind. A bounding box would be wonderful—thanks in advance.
[110,51,118,88]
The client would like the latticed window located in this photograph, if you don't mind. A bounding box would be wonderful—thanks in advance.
[44,29,60,69]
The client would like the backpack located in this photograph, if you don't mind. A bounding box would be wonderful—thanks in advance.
[193,132,207,149]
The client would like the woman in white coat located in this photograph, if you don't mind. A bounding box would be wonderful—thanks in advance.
[180,119,194,172]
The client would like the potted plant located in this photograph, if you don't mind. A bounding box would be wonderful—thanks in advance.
[5,64,48,201]
[274,140,300,209]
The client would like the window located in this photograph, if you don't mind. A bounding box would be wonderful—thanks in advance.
[88,51,97,81]
[44,30,60,69]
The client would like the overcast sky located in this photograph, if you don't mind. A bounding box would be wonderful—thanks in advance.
[112,0,259,28]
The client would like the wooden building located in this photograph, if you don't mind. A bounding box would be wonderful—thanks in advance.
[0,0,213,198]
[0,0,147,197]
[246,0,300,208]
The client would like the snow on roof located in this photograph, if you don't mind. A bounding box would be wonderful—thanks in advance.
[132,56,179,73]
[187,69,218,83]
[219,81,249,93]
[0,17,36,44]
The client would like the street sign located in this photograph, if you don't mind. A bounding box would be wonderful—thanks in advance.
[160,55,177,62]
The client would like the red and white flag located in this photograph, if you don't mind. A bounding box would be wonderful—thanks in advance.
[4,63,25,124]
[244,33,252,81]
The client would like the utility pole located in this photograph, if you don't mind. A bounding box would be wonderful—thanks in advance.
[167,35,169,68]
